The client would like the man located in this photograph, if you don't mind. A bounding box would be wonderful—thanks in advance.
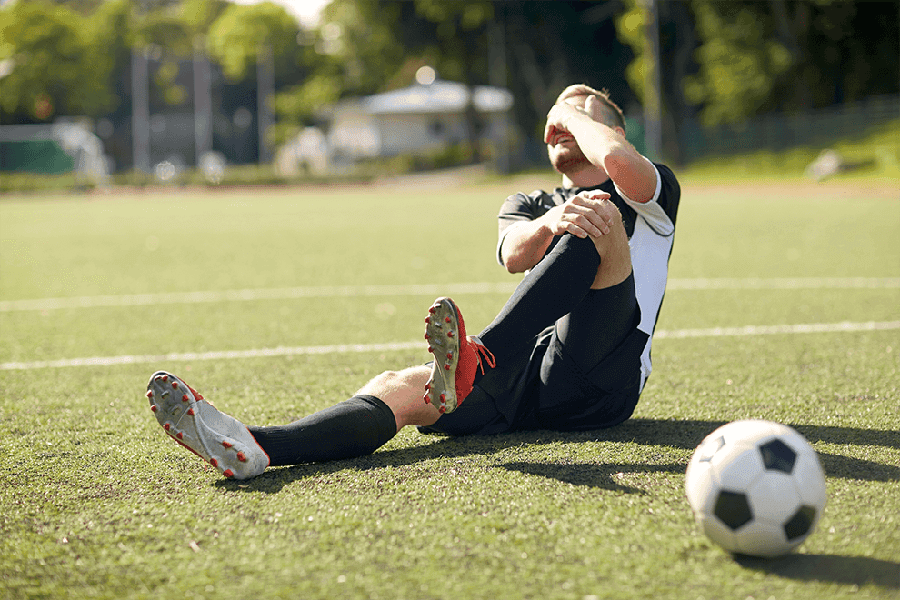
[144,84,680,480]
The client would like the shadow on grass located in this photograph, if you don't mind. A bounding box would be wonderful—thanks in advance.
[217,417,899,493]
[735,553,900,590]
[498,461,683,494]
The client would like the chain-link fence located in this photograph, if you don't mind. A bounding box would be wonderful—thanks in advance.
[680,95,899,162]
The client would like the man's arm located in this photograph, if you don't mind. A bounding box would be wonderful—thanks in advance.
[545,98,658,204]
[500,193,613,274]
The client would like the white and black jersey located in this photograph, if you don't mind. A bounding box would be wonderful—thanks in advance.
[496,163,681,391]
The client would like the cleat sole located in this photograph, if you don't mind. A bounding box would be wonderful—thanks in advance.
[424,298,461,413]
[145,371,269,480]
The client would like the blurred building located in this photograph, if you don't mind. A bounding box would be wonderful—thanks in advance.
[278,78,514,175]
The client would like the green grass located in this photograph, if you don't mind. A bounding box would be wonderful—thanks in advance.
[1,176,898,600]
[682,119,900,183]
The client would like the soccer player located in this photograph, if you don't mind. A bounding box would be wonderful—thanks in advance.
[144,84,681,479]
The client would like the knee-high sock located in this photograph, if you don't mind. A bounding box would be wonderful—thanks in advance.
[479,233,600,362]
[247,395,397,466]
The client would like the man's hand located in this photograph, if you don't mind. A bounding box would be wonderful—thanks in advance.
[542,191,618,239]
[544,97,601,146]
[500,191,619,273]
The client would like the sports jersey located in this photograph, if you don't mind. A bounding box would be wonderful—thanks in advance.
[495,163,681,391]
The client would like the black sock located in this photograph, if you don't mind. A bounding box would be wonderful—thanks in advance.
[247,395,397,466]
[480,233,599,362]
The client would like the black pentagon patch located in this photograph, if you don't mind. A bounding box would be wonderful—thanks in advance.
[784,505,816,541]
[714,490,753,530]
[758,438,796,473]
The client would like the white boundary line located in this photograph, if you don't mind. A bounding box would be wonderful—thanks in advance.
[1,277,898,312]
[0,283,519,312]
[2,321,897,371]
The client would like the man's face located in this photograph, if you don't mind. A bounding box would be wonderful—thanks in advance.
[547,95,592,175]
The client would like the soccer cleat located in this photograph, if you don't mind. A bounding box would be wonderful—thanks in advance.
[423,297,495,414]
[145,371,269,480]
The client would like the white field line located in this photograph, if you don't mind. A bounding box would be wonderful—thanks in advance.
[1,277,898,312]
[0,282,519,312]
[2,320,897,371]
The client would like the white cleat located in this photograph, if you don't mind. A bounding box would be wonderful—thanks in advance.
[145,371,269,480]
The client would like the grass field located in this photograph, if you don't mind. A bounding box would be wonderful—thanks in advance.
[1,172,898,600]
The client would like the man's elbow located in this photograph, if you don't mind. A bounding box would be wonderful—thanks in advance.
[501,252,531,274]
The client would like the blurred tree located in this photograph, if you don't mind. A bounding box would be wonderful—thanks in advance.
[671,0,899,126]
[0,1,116,122]
[266,0,409,144]
[302,0,640,161]
[682,1,796,125]
[206,2,304,84]
[502,1,638,143]
[180,0,230,38]
[414,0,493,161]
[766,0,899,108]
[617,0,698,164]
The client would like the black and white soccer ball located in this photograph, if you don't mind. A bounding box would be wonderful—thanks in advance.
[685,420,827,558]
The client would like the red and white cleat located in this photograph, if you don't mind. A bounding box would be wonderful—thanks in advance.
[145,371,269,479]
[423,297,495,414]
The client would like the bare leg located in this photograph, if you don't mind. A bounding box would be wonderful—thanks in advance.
[588,198,632,290]
[355,365,440,431]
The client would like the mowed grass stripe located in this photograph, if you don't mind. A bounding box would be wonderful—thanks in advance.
[1,277,898,311]
[3,320,896,371]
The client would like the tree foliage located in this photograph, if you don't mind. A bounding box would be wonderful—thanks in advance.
[0,0,896,162]
[618,0,900,128]
[0,0,117,119]
[206,2,304,84]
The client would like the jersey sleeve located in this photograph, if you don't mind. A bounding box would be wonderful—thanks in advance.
[496,191,548,266]
[614,162,680,237]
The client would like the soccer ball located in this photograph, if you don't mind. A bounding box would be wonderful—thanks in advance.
[685,419,827,558]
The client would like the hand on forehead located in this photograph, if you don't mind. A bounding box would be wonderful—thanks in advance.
[563,94,602,122]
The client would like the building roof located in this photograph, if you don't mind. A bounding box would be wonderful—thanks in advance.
[362,80,513,115]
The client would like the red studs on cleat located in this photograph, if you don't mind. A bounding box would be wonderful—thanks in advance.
[187,408,195,416]
[223,469,234,478]
[176,432,183,440]
[146,390,153,398]
[150,405,157,412]
[164,423,171,431]
[236,452,246,462]
[210,458,218,467]
[182,394,189,402]
[172,381,179,389]
[222,441,233,448]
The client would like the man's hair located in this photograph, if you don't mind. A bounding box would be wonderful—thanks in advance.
[556,84,626,131]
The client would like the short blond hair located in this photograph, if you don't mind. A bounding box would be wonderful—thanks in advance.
[556,84,626,131]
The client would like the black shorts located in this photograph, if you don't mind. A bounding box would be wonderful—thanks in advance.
[420,310,648,436]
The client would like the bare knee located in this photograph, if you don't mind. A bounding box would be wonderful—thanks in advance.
[357,369,414,398]
[355,366,441,430]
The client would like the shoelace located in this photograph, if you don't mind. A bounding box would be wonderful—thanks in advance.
[468,336,496,374]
